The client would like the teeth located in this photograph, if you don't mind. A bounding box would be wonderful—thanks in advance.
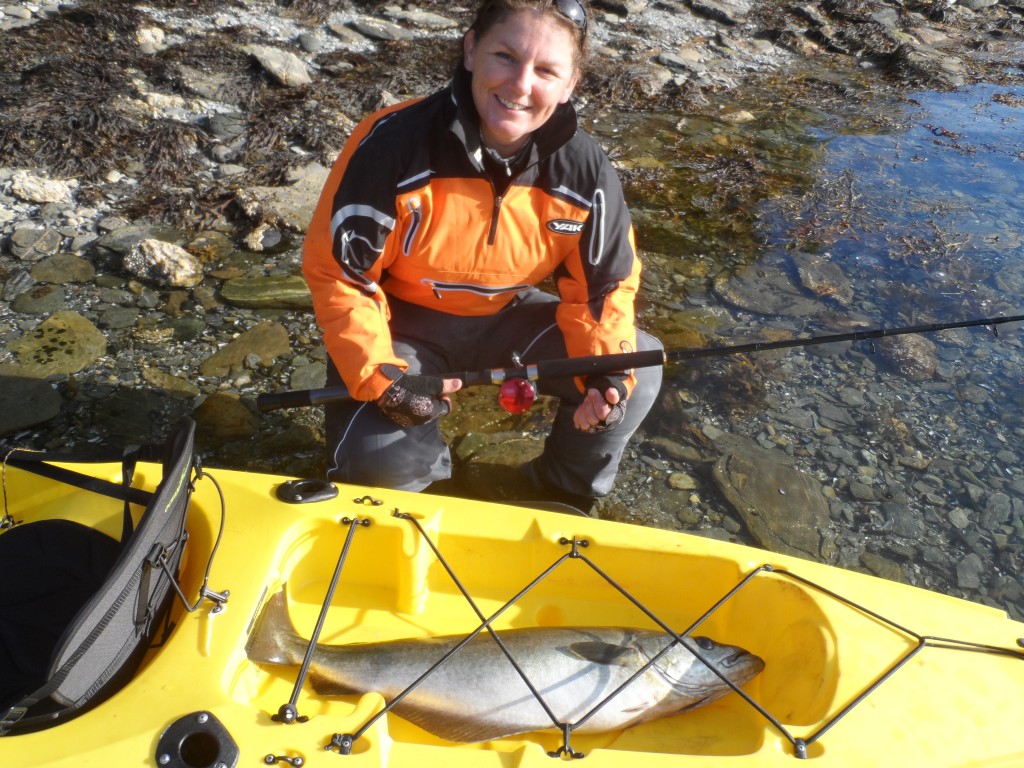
[497,96,527,111]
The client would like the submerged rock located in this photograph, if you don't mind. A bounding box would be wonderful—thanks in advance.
[10,311,107,377]
[0,368,62,434]
[712,447,832,560]
[220,276,313,309]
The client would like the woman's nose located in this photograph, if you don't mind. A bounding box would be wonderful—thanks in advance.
[509,64,533,95]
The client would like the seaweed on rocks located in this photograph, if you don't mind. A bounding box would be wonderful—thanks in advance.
[0,6,148,180]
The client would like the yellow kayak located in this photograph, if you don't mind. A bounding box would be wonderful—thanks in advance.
[2,438,1023,767]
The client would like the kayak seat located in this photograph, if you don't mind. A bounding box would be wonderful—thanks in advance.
[0,418,198,736]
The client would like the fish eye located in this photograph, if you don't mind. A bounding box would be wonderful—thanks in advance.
[692,636,714,651]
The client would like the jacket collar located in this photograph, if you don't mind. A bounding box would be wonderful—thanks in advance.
[447,63,578,171]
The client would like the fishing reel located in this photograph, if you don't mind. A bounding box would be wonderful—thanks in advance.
[494,352,539,414]
[497,377,537,414]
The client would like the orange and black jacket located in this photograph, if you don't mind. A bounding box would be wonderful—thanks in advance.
[303,66,643,402]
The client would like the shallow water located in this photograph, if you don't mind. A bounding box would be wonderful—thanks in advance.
[590,58,1024,611]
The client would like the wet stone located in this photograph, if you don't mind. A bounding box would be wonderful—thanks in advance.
[9,310,107,376]
[11,283,66,315]
[861,551,903,582]
[193,392,261,442]
[712,448,831,559]
[956,552,985,589]
[9,227,63,261]
[198,320,291,377]
[142,368,201,400]
[31,253,96,284]
[878,334,938,381]
[2,269,34,301]
[289,361,327,392]
[713,264,827,318]
[170,316,207,341]
[98,306,140,330]
[0,368,62,434]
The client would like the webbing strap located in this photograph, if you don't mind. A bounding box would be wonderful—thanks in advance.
[5,454,154,509]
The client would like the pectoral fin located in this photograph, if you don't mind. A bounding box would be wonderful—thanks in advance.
[568,641,638,666]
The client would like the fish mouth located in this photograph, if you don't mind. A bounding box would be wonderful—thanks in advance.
[723,650,766,677]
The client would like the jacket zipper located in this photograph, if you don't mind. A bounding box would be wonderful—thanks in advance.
[403,200,422,255]
[488,193,502,246]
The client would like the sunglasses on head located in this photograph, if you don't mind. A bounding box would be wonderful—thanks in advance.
[555,0,588,33]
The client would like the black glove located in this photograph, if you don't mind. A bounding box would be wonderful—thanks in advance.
[583,374,628,432]
[376,373,450,427]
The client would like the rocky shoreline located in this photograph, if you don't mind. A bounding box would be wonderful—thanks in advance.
[2,0,1024,618]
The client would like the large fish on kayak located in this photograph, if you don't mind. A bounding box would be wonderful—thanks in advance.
[245,589,764,742]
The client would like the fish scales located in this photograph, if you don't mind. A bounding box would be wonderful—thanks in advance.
[246,589,764,743]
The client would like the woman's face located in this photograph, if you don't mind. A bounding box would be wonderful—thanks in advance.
[463,10,579,156]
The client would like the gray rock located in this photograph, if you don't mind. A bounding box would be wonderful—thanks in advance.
[349,16,414,41]
[956,552,985,589]
[235,163,330,232]
[878,334,938,381]
[713,264,828,317]
[31,253,96,284]
[241,44,313,87]
[687,0,749,25]
[793,252,854,306]
[381,7,459,29]
[712,448,831,559]
[289,361,327,392]
[11,283,66,315]
[9,227,62,261]
[2,269,34,301]
[0,368,62,434]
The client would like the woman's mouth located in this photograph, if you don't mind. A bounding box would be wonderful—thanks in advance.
[496,95,528,111]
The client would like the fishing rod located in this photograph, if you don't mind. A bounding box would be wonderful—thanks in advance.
[255,313,1024,414]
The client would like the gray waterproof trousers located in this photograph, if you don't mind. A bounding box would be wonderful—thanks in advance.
[324,290,663,497]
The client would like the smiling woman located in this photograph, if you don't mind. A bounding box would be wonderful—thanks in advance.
[300,0,664,512]
[464,11,581,156]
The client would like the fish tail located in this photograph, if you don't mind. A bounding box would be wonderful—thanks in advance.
[245,587,309,667]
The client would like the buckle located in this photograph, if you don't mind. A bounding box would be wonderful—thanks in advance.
[0,706,27,732]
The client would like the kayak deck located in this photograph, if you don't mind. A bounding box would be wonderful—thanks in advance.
[3,460,1024,767]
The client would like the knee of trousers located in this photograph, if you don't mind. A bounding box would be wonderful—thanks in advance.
[325,402,451,491]
[625,330,664,421]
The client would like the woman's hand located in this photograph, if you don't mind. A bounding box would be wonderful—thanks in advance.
[376,374,463,427]
[573,377,628,433]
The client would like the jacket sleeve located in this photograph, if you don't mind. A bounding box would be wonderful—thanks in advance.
[553,149,642,396]
[302,106,412,401]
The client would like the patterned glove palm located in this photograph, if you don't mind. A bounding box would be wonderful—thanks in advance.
[376,373,450,427]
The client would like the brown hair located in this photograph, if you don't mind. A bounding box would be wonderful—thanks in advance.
[467,0,591,67]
